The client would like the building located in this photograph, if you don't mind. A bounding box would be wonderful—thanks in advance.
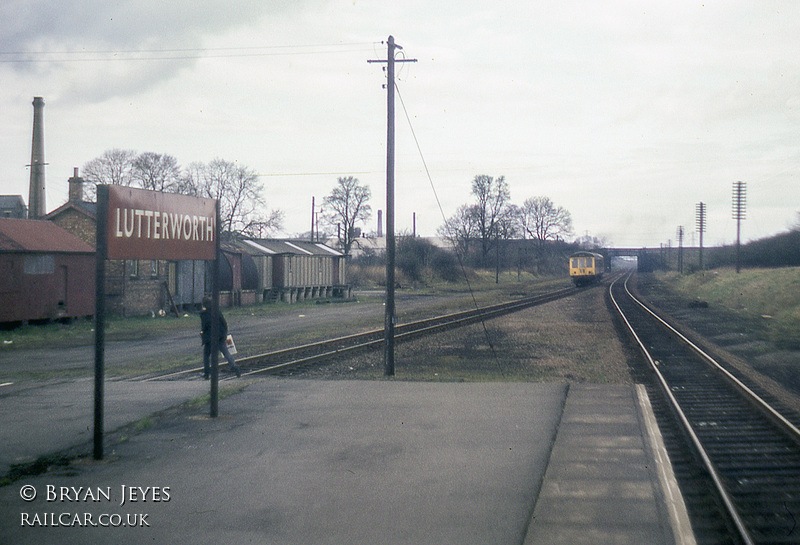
[0,196,27,219]
[44,170,351,314]
[0,218,95,323]
[46,170,171,316]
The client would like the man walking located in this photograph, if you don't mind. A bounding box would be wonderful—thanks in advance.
[200,296,241,378]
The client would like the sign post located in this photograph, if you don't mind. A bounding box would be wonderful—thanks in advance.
[94,186,109,460]
[94,185,218,459]
[210,200,221,418]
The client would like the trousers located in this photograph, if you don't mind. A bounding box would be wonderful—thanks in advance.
[203,341,239,376]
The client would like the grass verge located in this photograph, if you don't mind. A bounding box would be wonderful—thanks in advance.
[654,266,800,348]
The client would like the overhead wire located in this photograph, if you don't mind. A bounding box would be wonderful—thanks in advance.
[394,81,506,377]
[0,42,380,63]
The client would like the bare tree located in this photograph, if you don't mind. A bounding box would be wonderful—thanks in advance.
[438,204,479,258]
[519,196,573,245]
[188,159,283,236]
[131,152,181,192]
[323,176,371,255]
[520,196,573,272]
[82,151,282,237]
[81,148,137,200]
[83,149,181,197]
[471,175,511,265]
[177,161,203,197]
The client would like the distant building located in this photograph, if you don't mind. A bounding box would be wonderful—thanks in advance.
[341,235,452,259]
[0,195,27,219]
[0,218,95,323]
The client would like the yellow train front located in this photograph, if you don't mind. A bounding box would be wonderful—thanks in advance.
[569,251,605,286]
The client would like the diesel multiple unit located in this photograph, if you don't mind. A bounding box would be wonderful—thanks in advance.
[569,251,605,286]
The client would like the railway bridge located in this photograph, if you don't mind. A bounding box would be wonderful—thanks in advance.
[605,246,707,272]
[600,247,659,272]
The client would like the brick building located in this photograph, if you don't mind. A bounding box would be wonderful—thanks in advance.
[46,170,170,317]
[0,218,95,323]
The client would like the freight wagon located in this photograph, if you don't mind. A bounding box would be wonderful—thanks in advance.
[241,239,349,303]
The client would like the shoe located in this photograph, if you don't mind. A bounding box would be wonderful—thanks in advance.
[234,367,241,378]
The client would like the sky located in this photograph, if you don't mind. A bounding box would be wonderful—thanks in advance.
[1,0,799,248]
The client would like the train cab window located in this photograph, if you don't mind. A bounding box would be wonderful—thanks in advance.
[571,258,579,268]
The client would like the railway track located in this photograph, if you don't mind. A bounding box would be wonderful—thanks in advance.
[610,272,800,545]
[146,284,583,381]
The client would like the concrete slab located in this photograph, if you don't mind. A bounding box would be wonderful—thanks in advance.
[0,377,208,474]
[523,384,677,545]
[0,379,568,545]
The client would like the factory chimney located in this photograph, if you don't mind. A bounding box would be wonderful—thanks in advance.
[377,209,383,238]
[28,97,46,219]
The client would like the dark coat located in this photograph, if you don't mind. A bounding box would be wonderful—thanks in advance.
[200,308,228,344]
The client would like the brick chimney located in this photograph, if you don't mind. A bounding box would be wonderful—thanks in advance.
[28,97,46,219]
[68,167,84,203]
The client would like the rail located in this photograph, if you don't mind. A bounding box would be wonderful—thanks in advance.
[610,271,800,545]
[147,284,584,381]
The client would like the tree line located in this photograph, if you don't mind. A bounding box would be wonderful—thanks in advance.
[437,174,577,273]
[80,154,590,275]
[82,152,376,253]
[340,173,593,285]
[81,149,283,237]
[698,228,800,270]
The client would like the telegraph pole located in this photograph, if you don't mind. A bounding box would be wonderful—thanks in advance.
[677,226,684,274]
[369,36,416,376]
[696,202,706,270]
[732,181,746,273]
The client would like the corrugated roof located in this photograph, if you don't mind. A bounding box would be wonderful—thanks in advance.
[314,243,344,256]
[0,218,94,253]
[241,239,276,255]
[283,241,314,255]
[240,238,343,257]
[284,239,344,256]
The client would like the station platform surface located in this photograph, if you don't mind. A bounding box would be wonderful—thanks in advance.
[0,379,690,544]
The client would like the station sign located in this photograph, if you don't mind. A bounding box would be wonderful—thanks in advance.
[94,184,220,459]
[104,185,216,260]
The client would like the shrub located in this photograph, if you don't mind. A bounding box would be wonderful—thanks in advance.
[430,249,461,282]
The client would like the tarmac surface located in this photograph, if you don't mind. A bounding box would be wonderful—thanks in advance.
[0,377,691,544]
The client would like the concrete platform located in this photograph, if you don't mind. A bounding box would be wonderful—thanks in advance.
[0,379,690,544]
[523,384,692,545]
[0,377,208,475]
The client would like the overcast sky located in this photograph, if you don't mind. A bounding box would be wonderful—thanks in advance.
[2,1,798,247]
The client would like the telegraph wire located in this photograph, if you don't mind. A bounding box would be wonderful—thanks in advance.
[0,42,377,55]
[394,81,505,377]
[256,170,377,177]
[0,42,379,63]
